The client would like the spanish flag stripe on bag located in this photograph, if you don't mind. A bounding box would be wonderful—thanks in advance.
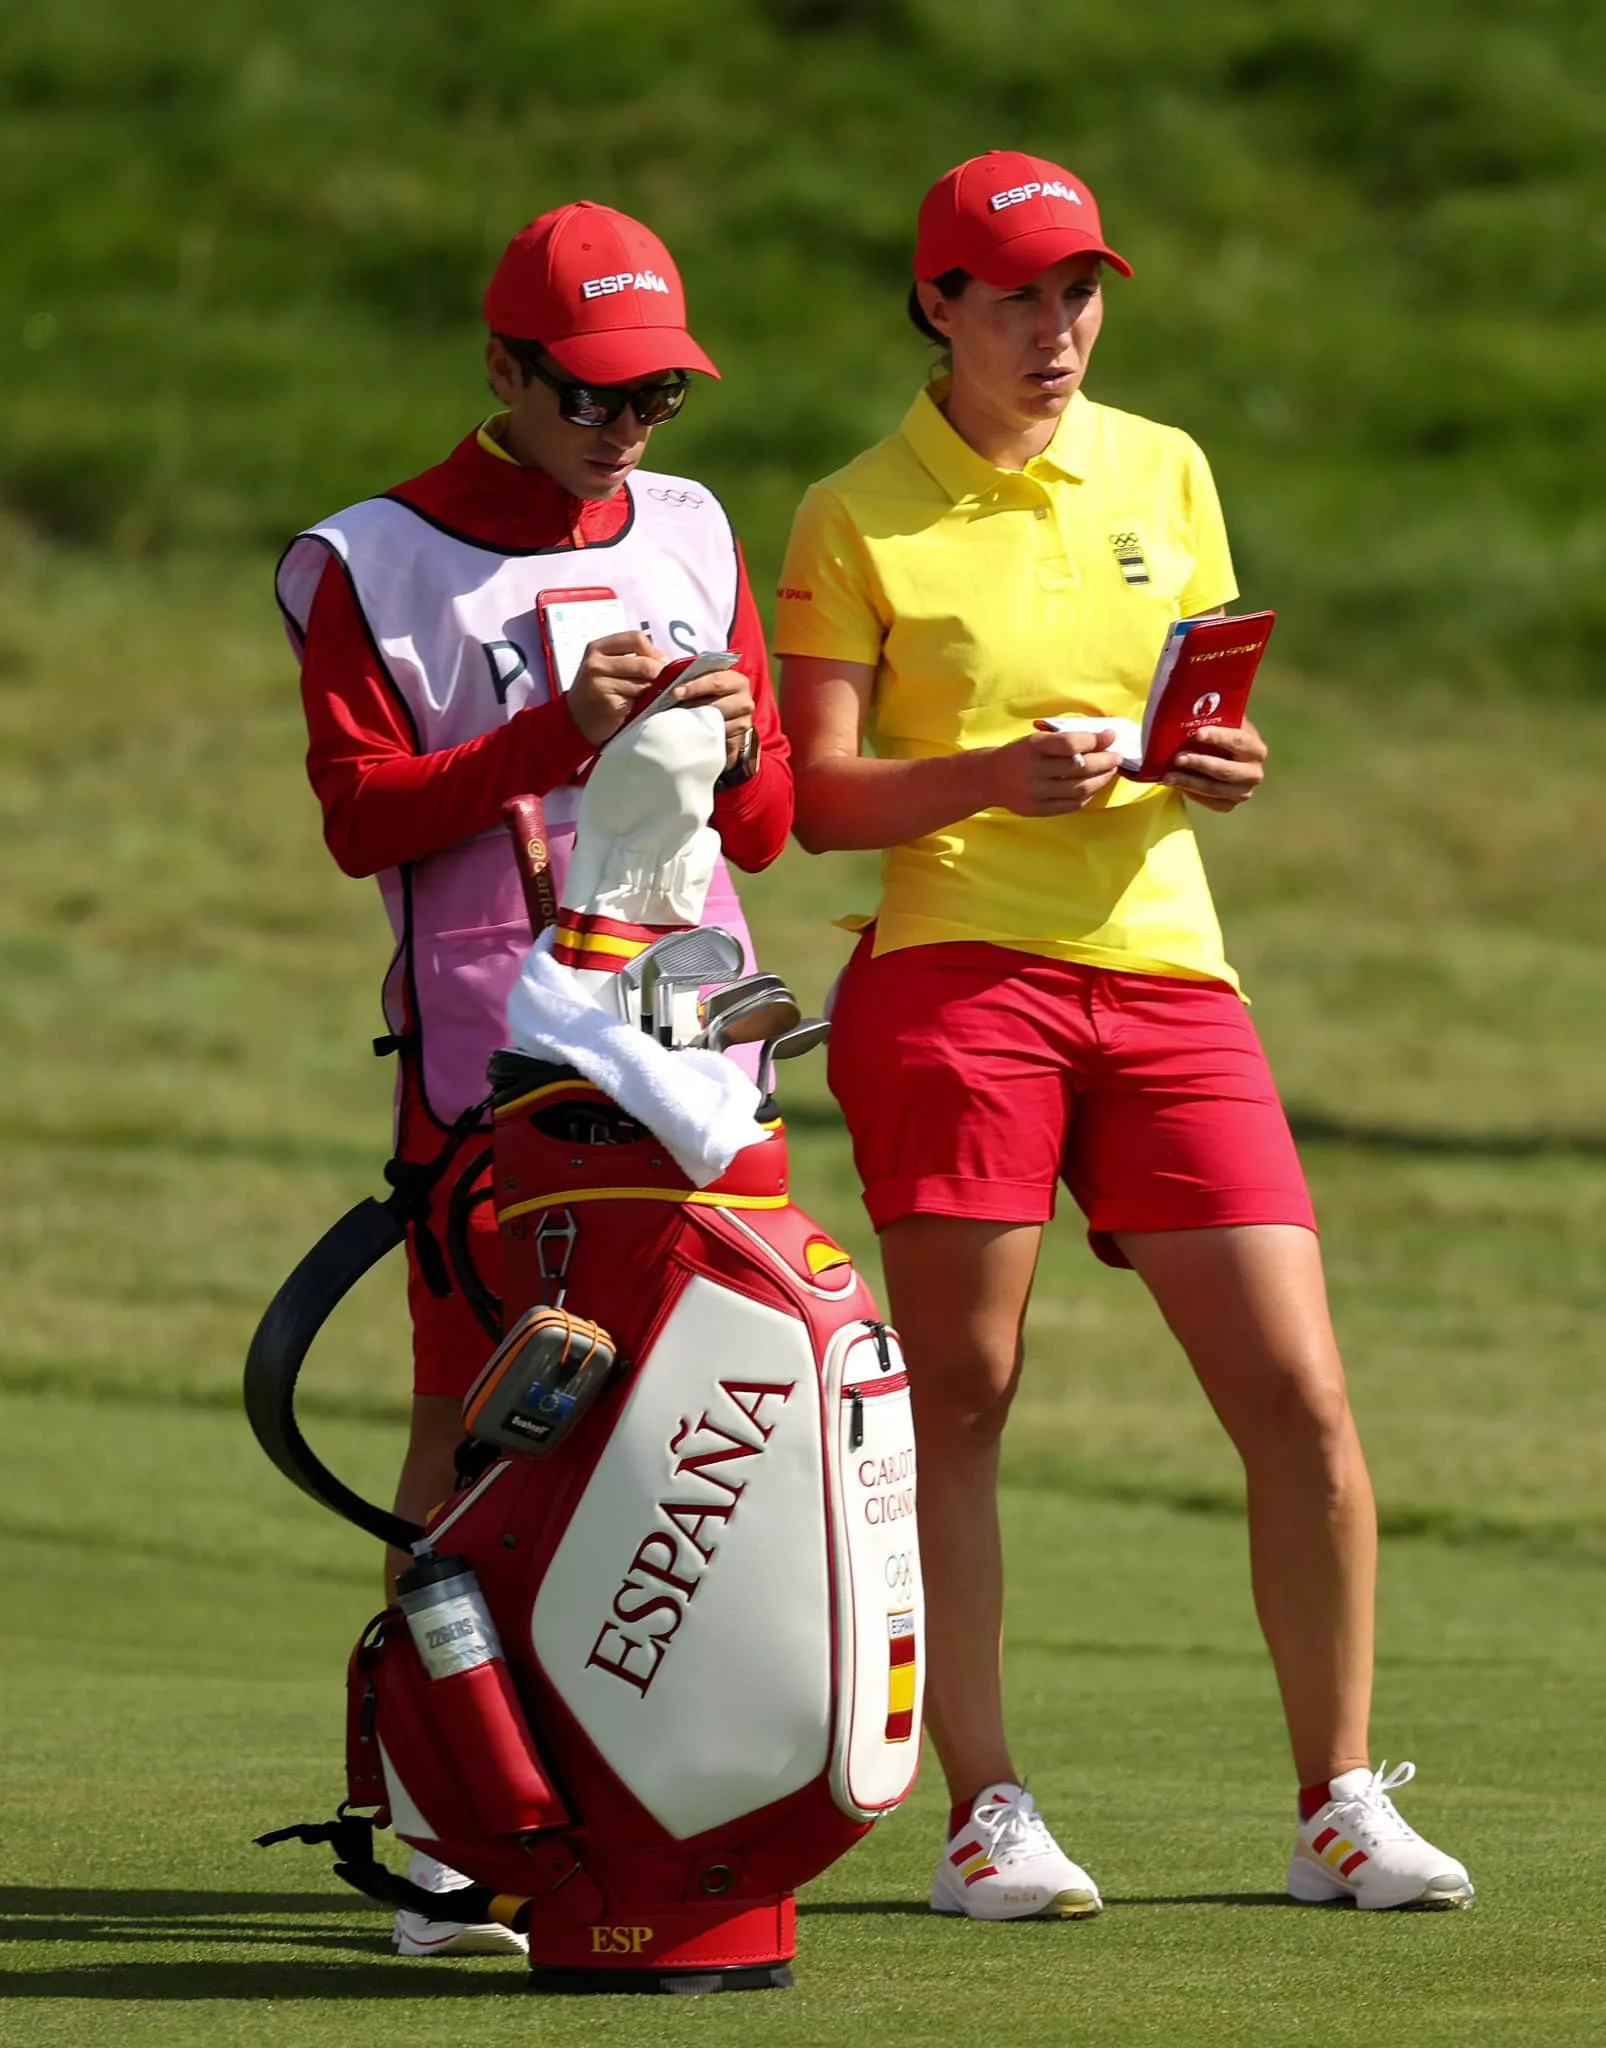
[885,1611,918,1742]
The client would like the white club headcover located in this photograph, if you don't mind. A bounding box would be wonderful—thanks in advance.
[561,702,726,928]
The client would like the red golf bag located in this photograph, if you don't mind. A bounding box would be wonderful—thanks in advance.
[248,1053,925,1993]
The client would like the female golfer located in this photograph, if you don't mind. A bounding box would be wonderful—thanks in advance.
[775,152,1472,1919]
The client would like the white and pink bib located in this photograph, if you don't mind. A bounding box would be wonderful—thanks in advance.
[277,473,753,1126]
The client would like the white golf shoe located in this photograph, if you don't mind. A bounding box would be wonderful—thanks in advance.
[392,1850,529,1957]
[930,1782,1102,1920]
[1289,1761,1475,1910]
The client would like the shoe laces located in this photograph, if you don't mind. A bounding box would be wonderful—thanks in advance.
[975,1786,1055,1862]
[1328,1760,1420,1845]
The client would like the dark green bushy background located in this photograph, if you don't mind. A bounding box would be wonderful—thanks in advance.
[4,0,1603,688]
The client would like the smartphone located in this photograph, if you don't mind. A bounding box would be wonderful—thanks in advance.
[536,587,633,694]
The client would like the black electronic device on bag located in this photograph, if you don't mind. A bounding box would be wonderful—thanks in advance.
[461,1303,619,1457]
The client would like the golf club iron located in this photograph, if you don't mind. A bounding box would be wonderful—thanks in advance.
[625,927,745,1034]
[614,930,684,1027]
[697,974,787,1029]
[756,1018,831,1101]
[694,985,802,1053]
[657,971,788,1049]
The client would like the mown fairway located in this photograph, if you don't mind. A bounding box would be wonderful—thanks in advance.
[1,559,1603,2044]
[4,0,1605,2034]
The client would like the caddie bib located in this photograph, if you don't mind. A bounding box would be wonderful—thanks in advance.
[277,472,750,1127]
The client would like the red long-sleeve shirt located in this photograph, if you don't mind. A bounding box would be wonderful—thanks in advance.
[298,427,792,878]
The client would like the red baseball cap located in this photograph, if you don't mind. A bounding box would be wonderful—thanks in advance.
[914,151,1132,286]
[482,201,720,383]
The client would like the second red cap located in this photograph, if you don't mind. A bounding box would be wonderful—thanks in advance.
[914,151,1132,287]
[483,202,720,383]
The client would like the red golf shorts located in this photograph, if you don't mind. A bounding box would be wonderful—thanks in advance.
[400,1100,503,1400]
[826,935,1315,1266]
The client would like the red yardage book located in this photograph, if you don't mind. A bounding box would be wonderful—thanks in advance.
[1040,609,1276,782]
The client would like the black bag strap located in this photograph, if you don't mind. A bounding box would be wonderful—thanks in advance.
[382,1096,492,1299]
[256,1810,605,1930]
[242,1099,489,1549]
[256,1812,522,1922]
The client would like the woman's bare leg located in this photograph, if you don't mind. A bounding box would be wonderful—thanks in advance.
[879,1215,1043,1804]
[385,1394,465,1598]
[1114,1223,1375,1784]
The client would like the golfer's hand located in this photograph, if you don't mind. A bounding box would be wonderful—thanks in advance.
[671,665,756,768]
[566,632,666,746]
[987,727,1122,816]
[1163,721,1267,813]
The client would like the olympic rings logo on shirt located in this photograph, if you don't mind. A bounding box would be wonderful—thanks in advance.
[646,487,705,509]
[885,1552,915,1594]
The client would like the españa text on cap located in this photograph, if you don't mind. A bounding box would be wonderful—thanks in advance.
[989,181,1083,212]
[581,270,671,300]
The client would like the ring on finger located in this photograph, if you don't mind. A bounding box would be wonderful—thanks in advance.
[1070,751,1085,771]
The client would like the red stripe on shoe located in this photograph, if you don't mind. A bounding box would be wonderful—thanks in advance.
[1340,1850,1369,1878]
[950,1839,983,1867]
[963,1864,999,1886]
[1312,1827,1339,1853]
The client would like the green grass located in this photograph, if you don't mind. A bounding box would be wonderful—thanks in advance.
[6,8,1604,2030]
[3,552,1606,2041]
[4,0,1605,690]
[6,1467,1604,2046]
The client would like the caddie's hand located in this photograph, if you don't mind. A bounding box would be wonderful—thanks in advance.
[987,727,1122,816]
[566,631,667,746]
[671,665,757,768]
[1163,720,1267,813]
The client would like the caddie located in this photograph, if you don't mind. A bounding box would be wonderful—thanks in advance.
[277,199,791,1619]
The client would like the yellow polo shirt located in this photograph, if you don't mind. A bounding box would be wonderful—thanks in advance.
[774,382,1243,990]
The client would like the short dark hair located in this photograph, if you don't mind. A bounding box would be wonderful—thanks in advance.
[491,333,545,383]
[907,269,971,345]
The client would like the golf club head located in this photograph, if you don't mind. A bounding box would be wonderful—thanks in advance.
[705,988,802,1053]
[689,977,793,1048]
[698,974,789,1030]
[652,968,734,1047]
[756,1017,831,1099]
[614,930,682,1022]
[629,926,745,1031]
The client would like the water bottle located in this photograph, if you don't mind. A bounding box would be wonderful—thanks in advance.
[397,1554,502,1679]
[394,1553,569,1835]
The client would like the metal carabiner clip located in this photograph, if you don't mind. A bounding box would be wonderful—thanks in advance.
[533,1206,579,1307]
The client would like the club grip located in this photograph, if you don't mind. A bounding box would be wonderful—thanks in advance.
[502,795,559,935]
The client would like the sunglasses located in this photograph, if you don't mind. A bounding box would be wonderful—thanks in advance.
[515,350,691,428]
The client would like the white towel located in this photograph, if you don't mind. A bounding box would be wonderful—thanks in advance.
[505,930,772,1189]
